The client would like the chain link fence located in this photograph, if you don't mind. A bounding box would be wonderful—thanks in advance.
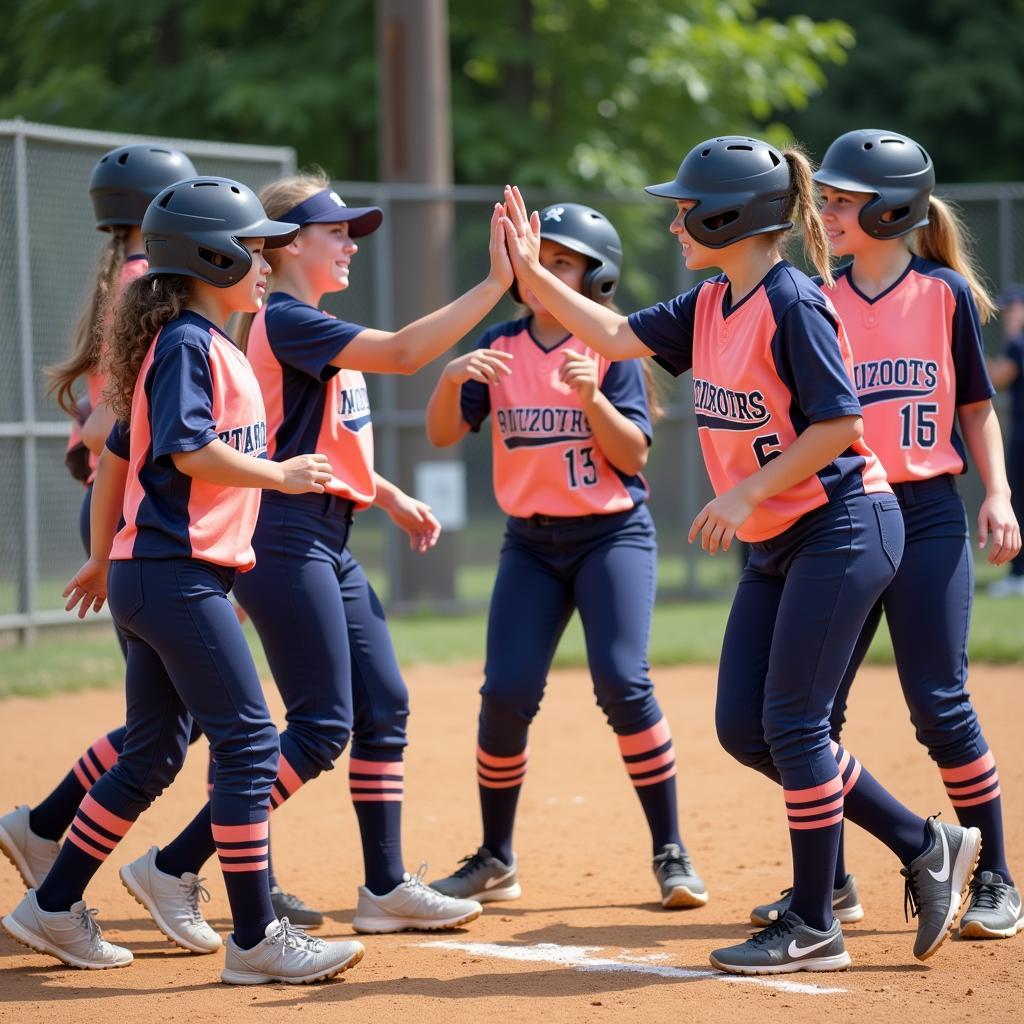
[2,120,1022,641]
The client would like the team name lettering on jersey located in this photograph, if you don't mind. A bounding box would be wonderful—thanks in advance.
[339,383,372,432]
[853,358,939,407]
[495,406,591,449]
[692,378,770,430]
[217,420,268,456]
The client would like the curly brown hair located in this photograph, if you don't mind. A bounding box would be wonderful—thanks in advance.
[104,275,193,422]
[45,228,130,416]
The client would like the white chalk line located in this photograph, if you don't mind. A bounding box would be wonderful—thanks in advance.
[416,939,847,996]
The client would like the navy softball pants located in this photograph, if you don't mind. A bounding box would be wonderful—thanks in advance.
[829,476,1012,880]
[476,503,683,860]
[35,557,279,943]
[715,492,934,930]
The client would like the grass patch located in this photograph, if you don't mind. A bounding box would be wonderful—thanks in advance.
[2,586,1022,700]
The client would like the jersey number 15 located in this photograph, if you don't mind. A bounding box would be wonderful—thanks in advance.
[898,402,938,449]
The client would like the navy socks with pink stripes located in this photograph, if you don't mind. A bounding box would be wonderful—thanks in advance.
[616,718,683,853]
[349,754,406,895]
[213,819,274,949]
[939,750,1012,882]
[29,729,126,842]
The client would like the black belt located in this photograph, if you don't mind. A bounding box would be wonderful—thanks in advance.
[888,475,956,506]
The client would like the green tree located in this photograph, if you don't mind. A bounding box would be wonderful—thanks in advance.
[1,0,851,187]
[763,0,1024,182]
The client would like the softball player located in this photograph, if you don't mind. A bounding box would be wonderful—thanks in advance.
[498,137,981,975]
[748,130,1021,941]
[3,176,365,985]
[0,145,206,895]
[987,283,1024,596]
[425,203,707,911]
[121,171,508,947]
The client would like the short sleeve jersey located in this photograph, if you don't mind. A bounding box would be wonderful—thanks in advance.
[821,256,995,483]
[246,292,375,509]
[109,312,268,570]
[1003,333,1024,443]
[460,318,651,518]
[84,255,149,480]
[628,261,890,542]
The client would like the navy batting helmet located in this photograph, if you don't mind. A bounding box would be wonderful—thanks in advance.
[142,177,299,288]
[89,144,198,231]
[645,137,793,249]
[511,202,622,304]
[813,129,934,240]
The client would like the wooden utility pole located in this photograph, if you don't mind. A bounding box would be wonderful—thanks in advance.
[376,0,457,606]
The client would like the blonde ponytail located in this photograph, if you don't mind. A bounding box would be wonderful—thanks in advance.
[782,147,834,288]
[233,167,333,351]
[912,196,996,323]
[45,228,130,415]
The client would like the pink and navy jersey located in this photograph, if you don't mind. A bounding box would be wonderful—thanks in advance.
[246,292,375,509]
[628,261,890,542]
[107,312,267,570]
[460,318,651,518]
[83,255,149,481]
[821,256,995,483]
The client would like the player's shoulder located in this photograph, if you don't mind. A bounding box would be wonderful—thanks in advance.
[475,316,531,348]
[763,261,834,322]
[909,255,971,299]
[811,262,853,293]
[153,312,217,359]
[264,289,317,326]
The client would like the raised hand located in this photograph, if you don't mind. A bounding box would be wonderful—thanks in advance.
[500,185,541,276]
[487,202,515,290]
[443,348,514,387]
[277,453,334,494]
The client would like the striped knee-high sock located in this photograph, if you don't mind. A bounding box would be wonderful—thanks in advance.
[29,728,125,841]
[35,792,134,913]
[617,717,683,852]
[350,756,405,895]
[784,772,844,932]
[477,744,528,867]
[940,750,1011,882]
[213,819,274,949]
[832,742,928,865]
[156,749,308,880]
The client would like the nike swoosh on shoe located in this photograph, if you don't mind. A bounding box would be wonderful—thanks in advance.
[928,828,950,883]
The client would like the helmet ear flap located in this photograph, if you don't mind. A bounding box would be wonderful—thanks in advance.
[583,264,619,303]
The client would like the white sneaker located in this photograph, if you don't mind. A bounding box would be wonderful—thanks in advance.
[119,846,221,953]
[987,575,1024,598]
[0,805,60,889]
[352,864,483,934]
[2,890,132,969]
[220,918,364,985]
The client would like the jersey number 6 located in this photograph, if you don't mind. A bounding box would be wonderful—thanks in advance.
[565,446,598,489]
[752,433,783,468]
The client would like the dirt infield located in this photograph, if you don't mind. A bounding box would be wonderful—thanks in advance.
[0,662,1021,1023]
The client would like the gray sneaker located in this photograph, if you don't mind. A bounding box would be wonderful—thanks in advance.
[428,847,521,903]
[270,886,324,929]
[958,871,1024,940]
[652,844,707,908]
[2,891,132,969]
[220,918,364,985]
[709,911,851,975]
[750,874,864,926]
[901,815,982,960]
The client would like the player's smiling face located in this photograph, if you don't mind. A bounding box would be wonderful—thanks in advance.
[296,221,358,295]
[233,239,271,313]
[519,240,589,318]
[819,187,874,257]
[669,201,717,270]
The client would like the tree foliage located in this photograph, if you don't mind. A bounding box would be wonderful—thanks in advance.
[0,0,851,187]
[763,0,1024,182]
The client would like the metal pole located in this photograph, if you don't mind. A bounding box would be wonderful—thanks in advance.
[13,128,38,645]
